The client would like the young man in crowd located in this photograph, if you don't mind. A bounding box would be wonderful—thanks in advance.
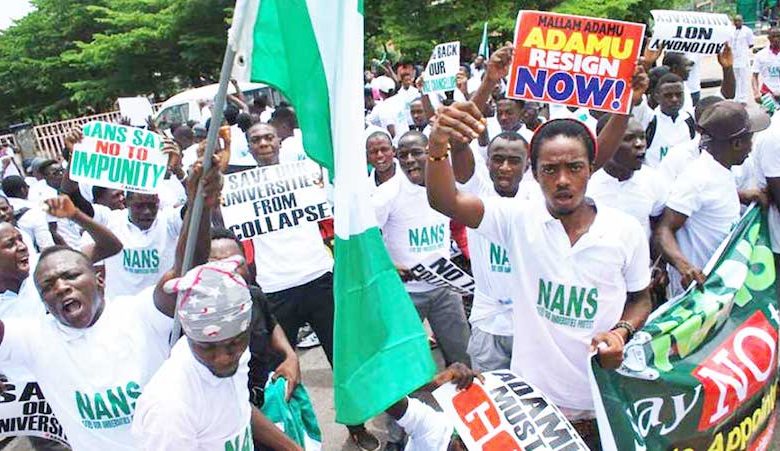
[0,195,55,255]
[655,101,769,296]
[587,117,668,239]
[753,28,780,102]
[633,73,696,167]
[731,15,755,103]
[449,131,532,371]
[131,258,300,451]
[0,155,221,450]
[243,121,379,449]
[365,128,398,189]
[425,102,652,448]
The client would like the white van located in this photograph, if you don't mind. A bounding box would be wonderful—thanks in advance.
[153,82,282,130]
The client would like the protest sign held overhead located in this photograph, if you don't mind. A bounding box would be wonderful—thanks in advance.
[433,370,588,450]
[591,206,778,450]
[69,121,168,193]
[117,97,154,127]
[648,10,734,55]
[506,11,645,114]
[422,41,460,94]
[221,160,332,239]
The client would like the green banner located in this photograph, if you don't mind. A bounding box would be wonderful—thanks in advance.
[591,206,779,450]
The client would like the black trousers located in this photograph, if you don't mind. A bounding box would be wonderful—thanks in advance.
[266,272,335,366]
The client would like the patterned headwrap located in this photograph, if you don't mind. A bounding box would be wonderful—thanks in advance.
[163,256,252,343]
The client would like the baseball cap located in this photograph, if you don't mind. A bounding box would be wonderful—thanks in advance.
[371,75,396,94]
[698,100,770,141]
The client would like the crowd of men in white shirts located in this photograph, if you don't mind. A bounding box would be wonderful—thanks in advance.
[0,14,780,451]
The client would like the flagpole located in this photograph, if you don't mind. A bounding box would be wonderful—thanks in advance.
[170,1,248,346]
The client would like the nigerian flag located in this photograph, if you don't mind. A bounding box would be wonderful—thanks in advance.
[230,0,435,424]
[478,22,489,58]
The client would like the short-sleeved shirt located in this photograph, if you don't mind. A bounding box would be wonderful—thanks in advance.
[731,26,756,68]
[373,174,451,293]
[132,340,252,451]
[587,167,668,239]
[0,287,172,451]
[642,109,696,167]
[747,125,780,252]
[458,160,540,336]
[85,206,183,299]
[753,47,780,94]
[476,198,650,411]
[665,151,740,295]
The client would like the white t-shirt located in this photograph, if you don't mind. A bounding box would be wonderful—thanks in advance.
[665,151,740,295]
[753,47,780,94]
[731,26,756,68]
[16,206,55,251]
[156,178,187,210]
[637,105,696,168]
[373,174,451,293]
[85,206,182,299]
[587,167,668,239]
[26,181,84,248]
[656,135,701,183]
[746,125,780,252]
[458,161,539,336]
[247,162,333,293]
[476,198,650,412]
[279,129,308,163]
[684,54,702,94]
[0,277,45,320]
[397,398,452,451]
[0,147,21,179]
[0,287,172,451]
[132,339,252,451]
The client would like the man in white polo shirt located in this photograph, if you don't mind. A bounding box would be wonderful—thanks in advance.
[132,258,300,450]
[448,131,535,371]
[0,156,222,451]
[753,28,780,102]
[731,15,756,102]
[588,116,668,239]
[633,73,696,167]
[425,103,652,448]
[655,101,769,297]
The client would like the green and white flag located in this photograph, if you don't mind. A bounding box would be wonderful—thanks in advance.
[230,0,436,425]
[478,21,489,58]
[591,205,779,450]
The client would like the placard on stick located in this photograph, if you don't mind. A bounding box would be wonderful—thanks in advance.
[69,121,168,193]
[648,10,734,55]
[422,41,460,94]
[506,11,645,114]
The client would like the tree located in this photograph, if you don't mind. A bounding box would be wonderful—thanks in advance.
[0,0,108,125]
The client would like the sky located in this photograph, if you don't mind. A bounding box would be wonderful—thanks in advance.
[0,0,33,31]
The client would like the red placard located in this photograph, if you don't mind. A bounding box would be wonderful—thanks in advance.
[506,11,645,114]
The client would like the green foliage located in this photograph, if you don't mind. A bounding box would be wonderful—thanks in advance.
[553,0,682,23]
[0,0,232,128]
